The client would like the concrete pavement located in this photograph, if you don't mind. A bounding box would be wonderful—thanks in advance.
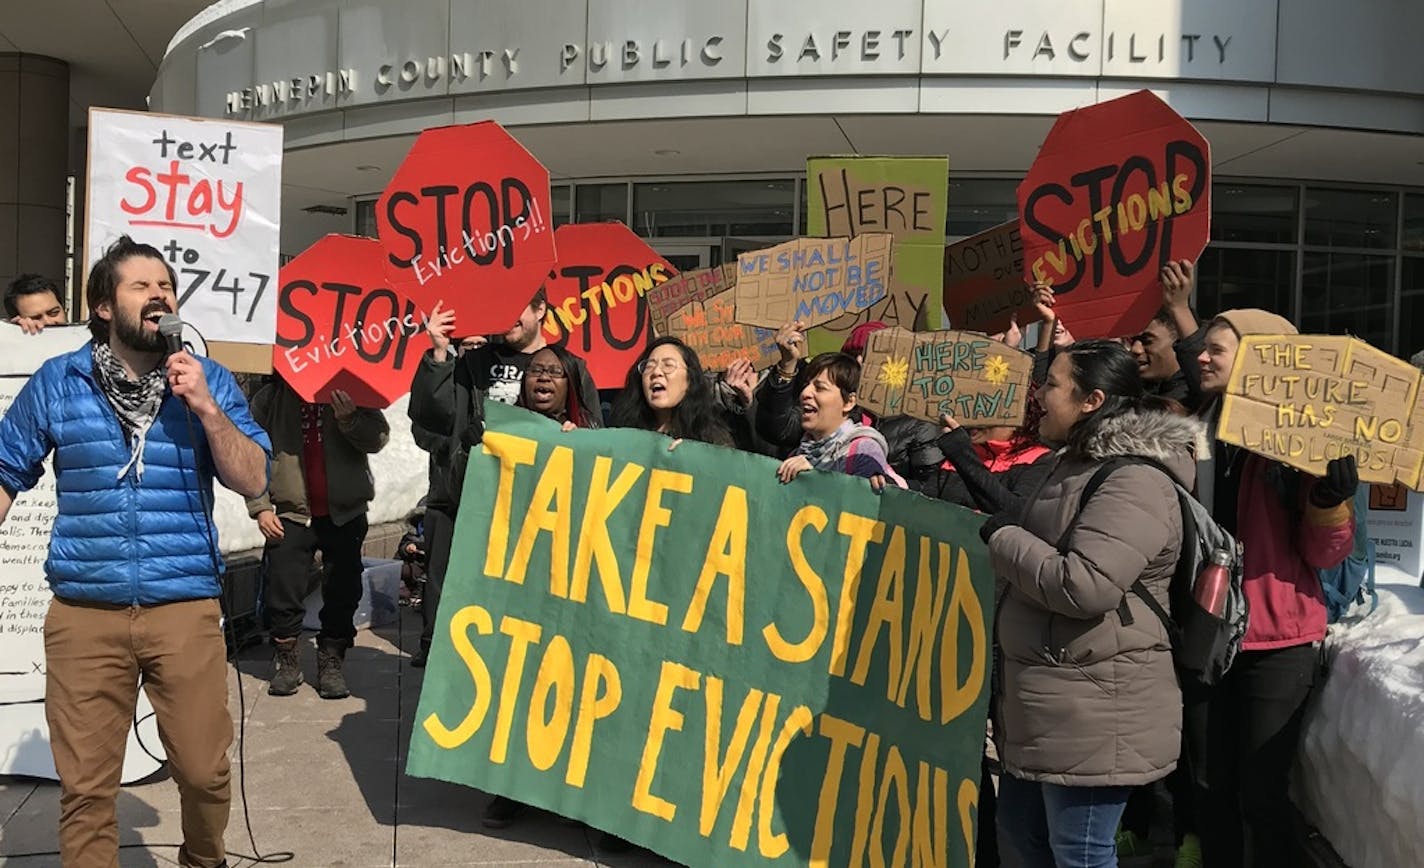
[0,607,679,868]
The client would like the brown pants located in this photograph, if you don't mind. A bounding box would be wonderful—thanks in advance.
[44,597,232,868]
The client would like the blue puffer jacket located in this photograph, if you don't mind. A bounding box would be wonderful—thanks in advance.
[0,344,272,605]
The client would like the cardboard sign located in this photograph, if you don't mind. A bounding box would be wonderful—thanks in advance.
[1018,90,1210,339]
[663,288,781,373]
[273,234,426,409]
[540,223,675,389]
[0,325,165,782]
[1366,483,1424,584]
[1218,335,1424,488]
[806,157,949,352]
[943,221,1035,333]
[376,121,556,336]
[85,108,282,367]
[646,264,736,337]
[860,327,1034,426]
[733,235,893,329]
[408,402,994,868]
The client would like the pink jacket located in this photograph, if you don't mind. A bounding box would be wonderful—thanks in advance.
[1234,453,1354,651]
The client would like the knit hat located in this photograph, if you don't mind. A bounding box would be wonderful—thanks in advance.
[841,320,888,357]
[1209,309,1298,338]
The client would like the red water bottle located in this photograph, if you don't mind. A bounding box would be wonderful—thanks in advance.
[1194,549,1233,618]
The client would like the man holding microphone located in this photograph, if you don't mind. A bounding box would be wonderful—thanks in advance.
[0,236,270,868]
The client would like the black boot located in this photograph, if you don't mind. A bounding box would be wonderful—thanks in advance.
[268,637,303,696]
[315,638,350,699]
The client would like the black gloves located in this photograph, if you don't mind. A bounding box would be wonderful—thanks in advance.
[979,510,1019,544]
[1310,455,1358,509]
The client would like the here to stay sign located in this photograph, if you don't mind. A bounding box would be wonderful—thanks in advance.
[86,108,282,347]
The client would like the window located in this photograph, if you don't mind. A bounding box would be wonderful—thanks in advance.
[353,199,377,238]
[1196,247,1296,322]
[1403,194,1424,254]
[1400,257,1424,358]
[1299,253,1394,349]
[946,178,1019,238]
[1305,188,1397,249]
[575,183,628,223]
[633,179,794,237]
[1212,184,1298,245]
[551,184,572,228]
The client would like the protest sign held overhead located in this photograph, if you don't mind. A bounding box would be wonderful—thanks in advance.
[408,402,994,868]
[85,108,282,370]
[541,223,675,388]
[806,157,949,352]
[1219,335,1424,488]
[860,328,1035,427]
[663,288,780,373]
[1018,90,1210,340]
[273,234,426,409]
[733,235,893,329]
[377,121,556,335]
[943,221,1036,334]
[646,264,737,337]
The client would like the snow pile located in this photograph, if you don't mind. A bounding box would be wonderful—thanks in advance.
[1297,576,1424,868]
[213,394,428,554]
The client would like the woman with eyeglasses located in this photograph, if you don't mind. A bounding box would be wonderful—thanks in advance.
[609,337,733,446]
[517,345,591,430]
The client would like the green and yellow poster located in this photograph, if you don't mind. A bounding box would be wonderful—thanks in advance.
[408,402,993,867]
[805,157,950,354]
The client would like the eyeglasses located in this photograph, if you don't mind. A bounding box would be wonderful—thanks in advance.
[527,364,566,379]
[638,358,685,376]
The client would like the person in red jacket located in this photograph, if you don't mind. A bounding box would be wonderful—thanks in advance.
[1192,308,1357,868]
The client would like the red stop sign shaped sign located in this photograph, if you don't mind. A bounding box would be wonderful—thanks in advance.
[273,234,426,409]
[1018,90,1211,339]
[376,121,556,336]
[541,223,676,388]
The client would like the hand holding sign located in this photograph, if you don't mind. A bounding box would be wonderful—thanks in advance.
[1018,90,1211,340]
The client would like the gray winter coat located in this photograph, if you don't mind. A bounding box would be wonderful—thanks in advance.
[987,409,1202,787]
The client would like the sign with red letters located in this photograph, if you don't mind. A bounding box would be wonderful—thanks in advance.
[376,121,556,336]
[540,223,676,388]
[85,108,282,354]
[1018,90,1210,339]
[273,234,426,409]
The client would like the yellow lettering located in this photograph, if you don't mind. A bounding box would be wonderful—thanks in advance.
[940,547,987,725]
[570,456,643,613]
[682,486,748,644]
[869,746,910,868]
[911,762,949,868]
[957,777,979,868]
[1125,192,1148,231]
[731,693,779,851]
[421,605,493,749]
[1172,172,1193,213]
[849,732,881,867]
[481,432,538,579]
[830,513,885,677]
[526,634,575,771]
[698,678,763,839]
[491,617,543,764]
[565,653,622,788]
[897,540,953,720]
[851,525,907,692]
[627,469,694,626]
[811,714,865,865]
[633,661,700,821]
[764,506,831,664]
[1146,181,1173,221]
[756,704,814,858]
[503,445,574,595]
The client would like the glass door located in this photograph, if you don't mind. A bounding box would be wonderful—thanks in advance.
[650,241,714,273]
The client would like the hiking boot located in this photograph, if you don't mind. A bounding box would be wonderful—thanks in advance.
[1174,833,1203,868]
[481,795,527,829]
[1114,828,1153,868]
[267,637,303,696]
[315,638,350,699]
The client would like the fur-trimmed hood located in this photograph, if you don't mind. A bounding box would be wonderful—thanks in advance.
[1076,409,1203,486]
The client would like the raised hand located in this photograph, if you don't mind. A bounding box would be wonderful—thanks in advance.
[725,358,757,406]
[425,301,457,361]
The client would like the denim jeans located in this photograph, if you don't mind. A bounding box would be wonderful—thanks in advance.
[998,773,1131,868]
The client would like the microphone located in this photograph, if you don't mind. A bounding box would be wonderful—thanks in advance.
[158,313,185,357]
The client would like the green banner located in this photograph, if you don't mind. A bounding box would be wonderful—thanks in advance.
[806,156,950,355]
[408,402,993,867]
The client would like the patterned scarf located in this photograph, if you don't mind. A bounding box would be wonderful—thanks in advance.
[797,420,886,472]
[92,341,167,481]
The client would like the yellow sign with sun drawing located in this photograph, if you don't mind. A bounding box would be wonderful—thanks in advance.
[859,327,1035,427]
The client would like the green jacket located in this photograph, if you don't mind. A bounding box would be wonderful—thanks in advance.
[244,380,389,527]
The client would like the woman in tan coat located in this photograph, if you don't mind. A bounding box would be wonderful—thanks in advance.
[979,339,1200,868]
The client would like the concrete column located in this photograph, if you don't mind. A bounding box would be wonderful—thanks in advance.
[0,54,70,305]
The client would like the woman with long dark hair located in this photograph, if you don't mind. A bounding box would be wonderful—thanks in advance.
[516,344,590,430]
[981,339,1199,868]
[610,336,733,446]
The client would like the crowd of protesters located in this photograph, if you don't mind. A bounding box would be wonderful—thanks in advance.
[385,259,1360,868]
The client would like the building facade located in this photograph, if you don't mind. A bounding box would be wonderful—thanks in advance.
[153,0,1424,351]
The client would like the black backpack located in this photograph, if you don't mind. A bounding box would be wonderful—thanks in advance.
[1058,455,1248,686]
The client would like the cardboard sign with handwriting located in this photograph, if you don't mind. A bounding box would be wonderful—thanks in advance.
[944,220,1035,333]
[859,327,1034,426]
[734,234,893,329]
[1219,335,1424,488]
[646,264,736,337]
[663,288,781,373]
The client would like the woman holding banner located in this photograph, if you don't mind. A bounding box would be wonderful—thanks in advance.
[1191,310,1357,868]
[774,352,906,489]
[979,340,1199,868]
